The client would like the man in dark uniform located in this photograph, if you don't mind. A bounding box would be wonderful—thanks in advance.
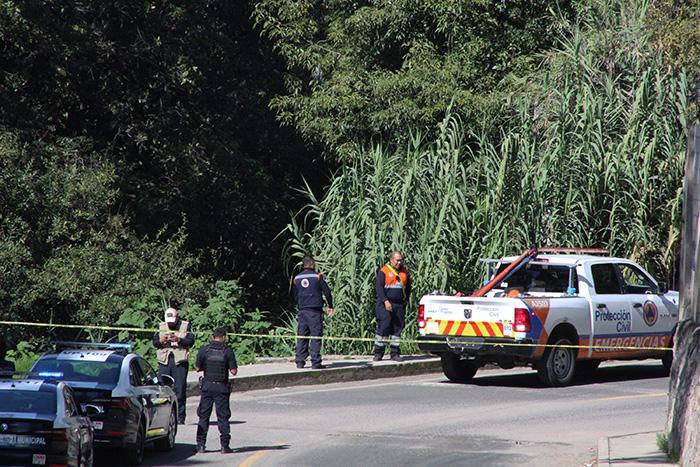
[195,327,238,454]
[0,336,14,376]
[293,255,334,369]
[152,307,195,424]
[374,251,412,361]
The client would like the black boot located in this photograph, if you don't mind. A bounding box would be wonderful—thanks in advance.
[196,444,206,454]
[221,445,233,454]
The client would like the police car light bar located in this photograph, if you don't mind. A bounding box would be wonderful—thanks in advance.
[35,371,64,378]
[51,341,134,351]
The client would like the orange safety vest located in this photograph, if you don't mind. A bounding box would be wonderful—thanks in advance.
[381,264,409,302]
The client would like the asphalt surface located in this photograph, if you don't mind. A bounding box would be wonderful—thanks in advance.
[102,360,670,467]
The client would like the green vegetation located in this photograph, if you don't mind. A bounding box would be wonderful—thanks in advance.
[253,0,574,158]
[283,0,690,352]
[657,432,680,462]
[0,0,698,360]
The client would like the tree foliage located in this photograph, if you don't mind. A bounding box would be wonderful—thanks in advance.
[283,0,689,353]
[0,0,326,342]
[254,0,573,158]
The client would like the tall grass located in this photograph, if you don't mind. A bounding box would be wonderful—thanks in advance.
[282,0,688,354]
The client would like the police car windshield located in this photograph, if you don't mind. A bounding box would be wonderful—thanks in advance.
[495,263,576,293]
[33,357,122,386]
[0,390,56,414]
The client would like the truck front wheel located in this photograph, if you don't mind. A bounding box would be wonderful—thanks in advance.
[440,353,478,383]
[536,337,576,387]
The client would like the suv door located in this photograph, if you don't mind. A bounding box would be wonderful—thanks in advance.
[615,262,675,350]
[129,360,159,434]
[135,358,170,431]
[588,263,634,358]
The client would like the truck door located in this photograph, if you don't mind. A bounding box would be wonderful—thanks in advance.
[615,262,674,350]
[589,263,634,358]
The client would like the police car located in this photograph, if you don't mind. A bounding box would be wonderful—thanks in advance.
[0,375,94,466]
[31,343,178,466]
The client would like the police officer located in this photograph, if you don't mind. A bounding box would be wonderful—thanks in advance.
[152,307,195,424]
[0,336,14,376]
[195,327,238,454]
[374,251,412,361]
[293,255,333,369]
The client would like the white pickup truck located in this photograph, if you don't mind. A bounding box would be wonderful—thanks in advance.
[417,250,678,386]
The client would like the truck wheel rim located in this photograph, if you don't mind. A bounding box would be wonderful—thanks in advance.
[553,347,572,378]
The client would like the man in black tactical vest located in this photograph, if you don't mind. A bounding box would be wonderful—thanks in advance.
[152,307,195,424]
[195,327,238,454]
[293,255,334,369]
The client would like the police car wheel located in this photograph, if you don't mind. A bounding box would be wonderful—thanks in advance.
[537,337,576,387]
[440,353,478,383]
[156,408,178,451]
[125,420,146,465]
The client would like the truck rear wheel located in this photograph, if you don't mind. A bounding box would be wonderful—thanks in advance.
[440,353,478,383]
[536,337,576,387]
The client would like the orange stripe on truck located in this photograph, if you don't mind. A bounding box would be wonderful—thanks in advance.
[427,320,505,337]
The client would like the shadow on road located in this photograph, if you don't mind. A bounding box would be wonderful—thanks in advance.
[97,443,199,466]
[233,444,291,453]
[438,362,668,388]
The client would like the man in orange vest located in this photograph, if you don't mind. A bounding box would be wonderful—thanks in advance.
[374,251,412,361]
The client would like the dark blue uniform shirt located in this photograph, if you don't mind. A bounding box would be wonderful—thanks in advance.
[293,268,333,310]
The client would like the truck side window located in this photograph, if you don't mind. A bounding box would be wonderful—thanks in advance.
[617,263,655,294]
[591,264,622,294]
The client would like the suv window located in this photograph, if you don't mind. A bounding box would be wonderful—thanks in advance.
[129,361,143,386]
[617,263,656,294]
[496,263,577,293]
[32,357,122,386]
[136,358,157,386]
[591,263,623,294]
[0,390,56,414]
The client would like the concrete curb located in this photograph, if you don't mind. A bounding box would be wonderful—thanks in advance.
[186,358,442,396]
[597,436,611,467]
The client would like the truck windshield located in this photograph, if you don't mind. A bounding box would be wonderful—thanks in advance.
[495,263,577,293]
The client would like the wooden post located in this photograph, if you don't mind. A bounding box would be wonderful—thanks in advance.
[667,124,700,465]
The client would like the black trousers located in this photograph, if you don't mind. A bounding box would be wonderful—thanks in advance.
[295,308,324,366]
[158,355,188,423]
[374,302,405,356]
[196,384,231,447]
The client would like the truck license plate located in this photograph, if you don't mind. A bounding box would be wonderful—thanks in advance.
[446,336,484,349]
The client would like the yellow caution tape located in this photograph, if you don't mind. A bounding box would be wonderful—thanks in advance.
[0,320,672,352]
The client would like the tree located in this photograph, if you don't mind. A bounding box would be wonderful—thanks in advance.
[0,0,327,319]
[253,0,573,159]
[667,124,700,465]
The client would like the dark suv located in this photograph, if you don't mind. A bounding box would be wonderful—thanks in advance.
[32,343,177,465]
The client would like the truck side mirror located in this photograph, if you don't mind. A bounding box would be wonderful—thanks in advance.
[656,281,668,294]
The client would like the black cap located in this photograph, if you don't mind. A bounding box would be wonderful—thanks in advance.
[212,327,227,338]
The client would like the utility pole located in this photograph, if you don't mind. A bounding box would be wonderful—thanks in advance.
[667,124,700,465]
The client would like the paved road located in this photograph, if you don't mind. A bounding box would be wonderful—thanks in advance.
[117,360,668,467]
